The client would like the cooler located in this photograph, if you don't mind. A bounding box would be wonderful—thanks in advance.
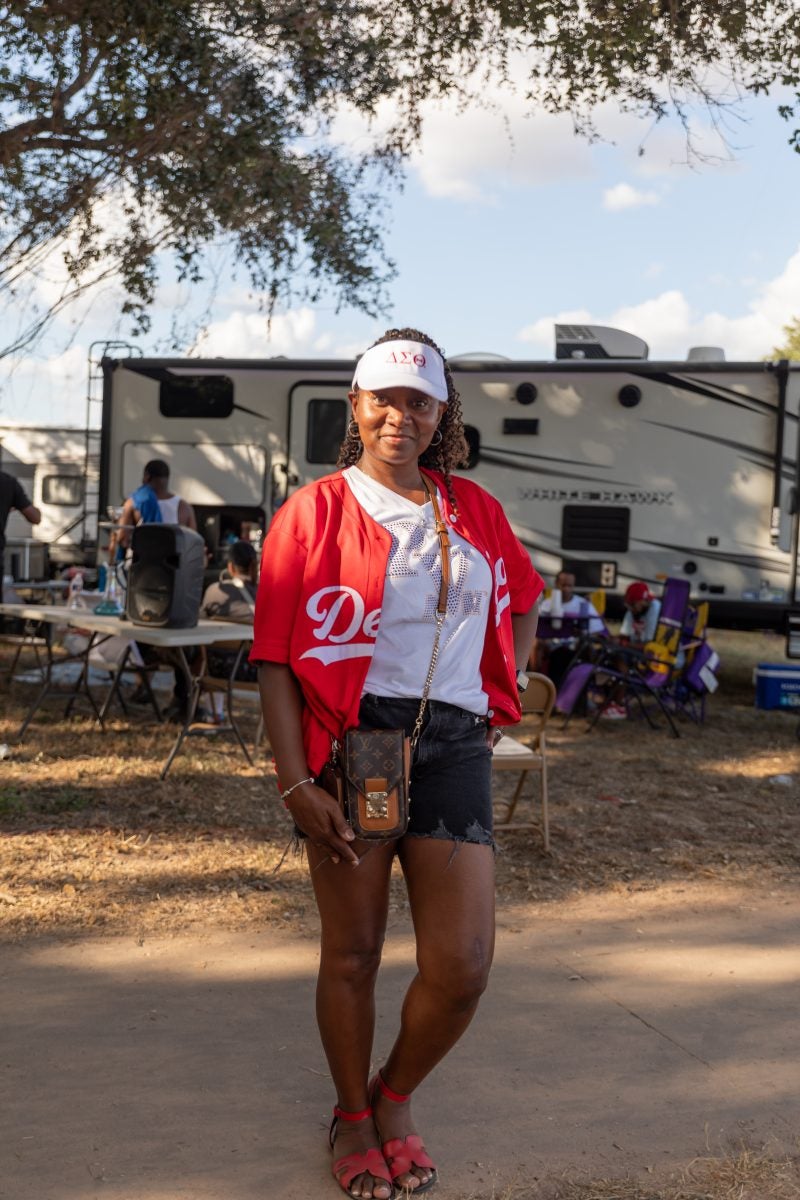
[754,662,800,710]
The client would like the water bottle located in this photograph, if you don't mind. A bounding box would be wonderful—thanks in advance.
[94,566,123,615]
[550,587,563,631]
[68,571,84,609]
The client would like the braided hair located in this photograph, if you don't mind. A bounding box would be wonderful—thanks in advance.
[337,327,470,512]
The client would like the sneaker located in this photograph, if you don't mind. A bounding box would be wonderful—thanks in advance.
[599,702,627,720]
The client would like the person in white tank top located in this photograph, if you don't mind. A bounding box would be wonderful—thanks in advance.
[156,494,181,523]
[114,457,198,554]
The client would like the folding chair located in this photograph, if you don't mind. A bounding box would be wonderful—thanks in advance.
[588,588,606,616]
[665,601,720,724]
[492,673,556,852]
[64,637,164,724]
[0,621,49,683]
[556,578,691,737]
[160,638,257,779]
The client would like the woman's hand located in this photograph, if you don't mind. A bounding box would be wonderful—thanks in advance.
[487,726,505,750]
[288,782,360,866]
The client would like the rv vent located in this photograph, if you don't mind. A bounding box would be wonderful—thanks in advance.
[555,324,648,361]
[502,418,539,435]
[561,505,630,552]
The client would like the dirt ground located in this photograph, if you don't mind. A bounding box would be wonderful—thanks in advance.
[1,627,798,943]
[2,626,800,1198]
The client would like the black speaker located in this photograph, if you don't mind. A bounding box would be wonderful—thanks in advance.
[126,524,206,628]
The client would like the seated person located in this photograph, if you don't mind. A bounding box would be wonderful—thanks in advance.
[619,581,661,646]
[539,570,604,632]
[201,540,258,684]
[535,570,604,686]
[201,539,257,623]
[601,581,665,720]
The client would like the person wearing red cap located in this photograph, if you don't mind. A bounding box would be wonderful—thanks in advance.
[620,581,661,647]
[596,582,662,719]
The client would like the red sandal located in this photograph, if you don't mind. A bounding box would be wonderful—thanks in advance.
[329,1102,395,1199]
[370,1072,438,1194]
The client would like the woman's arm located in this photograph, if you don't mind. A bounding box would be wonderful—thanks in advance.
[512,599,540,672]
[258,662,359,866]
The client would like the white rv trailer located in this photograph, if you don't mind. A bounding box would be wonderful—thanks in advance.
[0,424,99,574]
[99,327,800,627]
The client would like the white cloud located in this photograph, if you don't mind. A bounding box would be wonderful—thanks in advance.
[603,182,660,211]
[189,307,319,357]
[187,306,377,361]
[517,243,800,360]
[330,58,756,202]
[0,344,89,425]
[332,92,596,203]
[409,104,594,202]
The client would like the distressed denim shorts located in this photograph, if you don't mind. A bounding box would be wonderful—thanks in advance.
[355,692,495,847]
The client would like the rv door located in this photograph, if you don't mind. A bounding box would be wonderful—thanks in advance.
[284,381,350,502]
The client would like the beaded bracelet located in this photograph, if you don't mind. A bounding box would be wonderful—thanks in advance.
[280,776,313,804]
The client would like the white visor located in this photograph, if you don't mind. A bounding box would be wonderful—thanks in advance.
[352,339,448,403]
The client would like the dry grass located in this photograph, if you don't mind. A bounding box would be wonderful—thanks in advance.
[1,627,798,943]
[484,1141,800,1199]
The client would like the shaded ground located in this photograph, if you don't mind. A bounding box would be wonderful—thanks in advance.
[3,885,800,1200]
[1,628,798,942]
[2,627,800,1199]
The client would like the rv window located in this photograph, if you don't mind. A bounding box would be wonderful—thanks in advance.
[306,398,348,464]
[561,505,630,553]
[159,376,234,419]
[42,475,84,506]
[463,425,480,470]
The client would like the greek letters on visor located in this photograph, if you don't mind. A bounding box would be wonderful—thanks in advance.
[352,340,449,403]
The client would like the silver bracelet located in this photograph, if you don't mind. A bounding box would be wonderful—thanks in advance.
[280,776,314,802]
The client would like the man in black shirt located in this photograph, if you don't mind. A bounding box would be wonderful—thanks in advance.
[0,470,42,598]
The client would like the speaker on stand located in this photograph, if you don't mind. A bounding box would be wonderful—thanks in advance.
[126,524,206,628]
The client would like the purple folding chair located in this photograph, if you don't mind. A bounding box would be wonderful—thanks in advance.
[555,662,596,723]
[556,579,691,737]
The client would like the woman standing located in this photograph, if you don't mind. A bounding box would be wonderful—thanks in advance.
[253,329,543,1197]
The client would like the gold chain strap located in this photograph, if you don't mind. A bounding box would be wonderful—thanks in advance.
[410,475,451,749]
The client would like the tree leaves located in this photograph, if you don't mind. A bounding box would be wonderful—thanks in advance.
[1,1,800,353]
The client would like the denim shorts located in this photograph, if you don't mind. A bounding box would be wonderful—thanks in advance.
[352,693,494,847]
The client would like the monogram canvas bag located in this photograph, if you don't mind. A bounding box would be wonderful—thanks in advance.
[340,728,412,838]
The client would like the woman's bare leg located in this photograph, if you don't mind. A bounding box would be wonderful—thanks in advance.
[374,838,495,1190]
[307,840,396,1199]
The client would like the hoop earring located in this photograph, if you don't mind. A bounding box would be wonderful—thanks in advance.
[348,419,361,438]
[430,428,443,447]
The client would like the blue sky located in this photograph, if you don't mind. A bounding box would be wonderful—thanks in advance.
[1,83,799,426]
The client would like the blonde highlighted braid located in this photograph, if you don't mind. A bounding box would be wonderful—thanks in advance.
[337,327,470,512]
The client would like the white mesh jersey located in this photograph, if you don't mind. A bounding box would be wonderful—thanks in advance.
[343,466,492,714]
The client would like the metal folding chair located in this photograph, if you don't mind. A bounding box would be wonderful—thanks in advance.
[492,673,557,852]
